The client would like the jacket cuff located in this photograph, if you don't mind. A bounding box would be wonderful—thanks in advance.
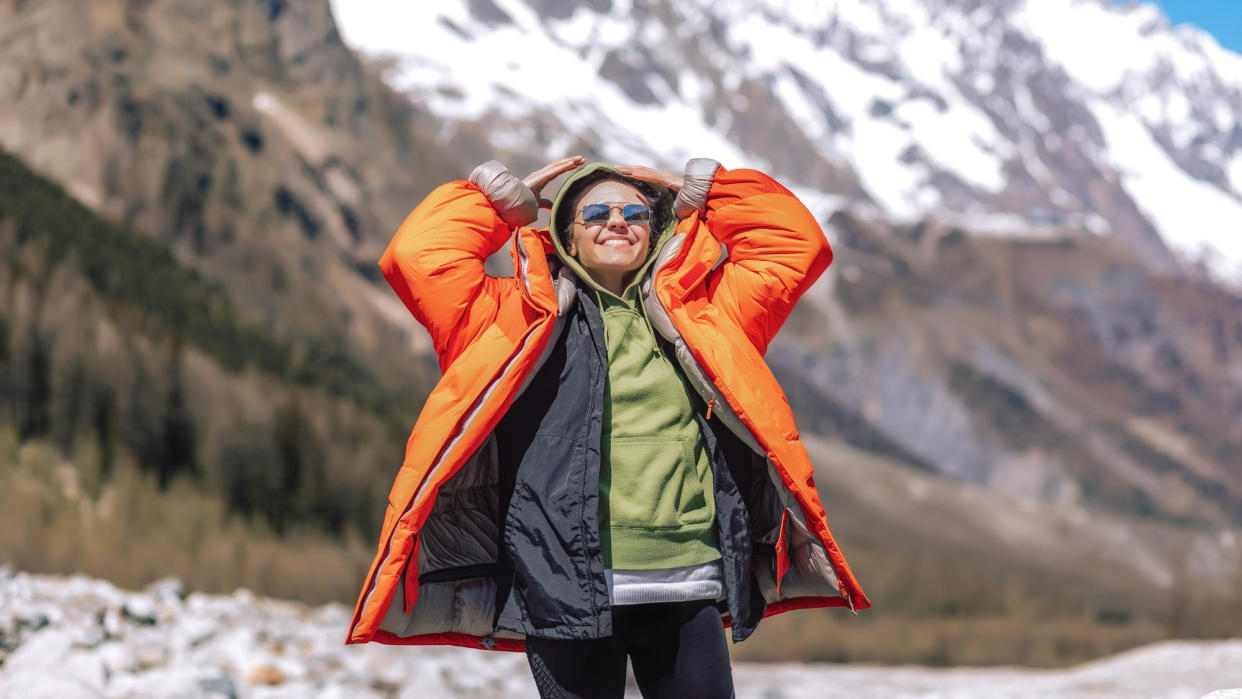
[672,157,722,219]
[469,160,539,228]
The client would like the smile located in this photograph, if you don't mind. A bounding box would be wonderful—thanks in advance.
[599,237,633,247]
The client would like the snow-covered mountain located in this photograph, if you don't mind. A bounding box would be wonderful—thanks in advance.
[331,0,1242,280]
[327,0,1242,590]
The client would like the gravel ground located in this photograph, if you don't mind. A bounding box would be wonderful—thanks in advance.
[0,569,1238,698]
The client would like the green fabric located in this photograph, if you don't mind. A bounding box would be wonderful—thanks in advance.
[549,164,721,570]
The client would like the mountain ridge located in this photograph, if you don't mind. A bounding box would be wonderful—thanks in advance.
[332,0,1242,280]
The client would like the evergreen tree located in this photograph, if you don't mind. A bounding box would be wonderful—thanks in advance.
[18,328,51,440]
[91,382,117,480]
[157,342,197,489]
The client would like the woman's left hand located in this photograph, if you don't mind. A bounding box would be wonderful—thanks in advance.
[614,165,683,192]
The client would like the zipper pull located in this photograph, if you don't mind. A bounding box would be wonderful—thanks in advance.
[706,399,715,420]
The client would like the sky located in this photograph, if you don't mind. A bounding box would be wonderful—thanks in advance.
[1115,0,1242,53]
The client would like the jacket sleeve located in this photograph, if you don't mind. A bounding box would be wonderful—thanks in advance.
[699,166,833,355]
[377,180,520,368]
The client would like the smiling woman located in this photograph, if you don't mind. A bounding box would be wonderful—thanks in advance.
[557,174,670,296]
[351,155,868,699]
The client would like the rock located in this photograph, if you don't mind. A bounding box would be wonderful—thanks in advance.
[95,640,136,676]
[247,662,287,685]
[0,673,100,699]
[75,621,108,650]
[104,667,205,697]
[144,577,188,603]
[57,650,108,695]
[100,607,123,638]
[5,568,1240,699]
[396,672,456,699]
[198,675,238,697]
[122,595,159,625]
[128,631,170,670]
[2,628,72,675]
[173,612,217,648]
[12,609,51,634]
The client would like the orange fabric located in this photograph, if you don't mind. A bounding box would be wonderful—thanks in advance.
[347,169,869,648]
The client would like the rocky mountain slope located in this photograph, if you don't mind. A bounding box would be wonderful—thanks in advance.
[1,570,1239,698]
[0,0,479,392]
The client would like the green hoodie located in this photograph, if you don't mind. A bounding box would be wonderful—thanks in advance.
[548,163,721,570]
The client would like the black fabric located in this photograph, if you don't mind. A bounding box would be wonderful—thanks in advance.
[688,385,766,642]
[481,262,773,642]
[417,563,499,585]
[524,599,735,699]
[494,283,612,639]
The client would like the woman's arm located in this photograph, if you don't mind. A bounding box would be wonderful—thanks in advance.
[695,162,833,356]
[619,160,833,356]
[377,157,583,368]
[378,180,515,368]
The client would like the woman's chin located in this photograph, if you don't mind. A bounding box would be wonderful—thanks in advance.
[586,249,645,271]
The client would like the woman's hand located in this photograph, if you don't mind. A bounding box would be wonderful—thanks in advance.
[522,156,586,209]
[613,165,683,192]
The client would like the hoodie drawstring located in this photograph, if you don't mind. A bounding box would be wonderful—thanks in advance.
[635,283,666,361]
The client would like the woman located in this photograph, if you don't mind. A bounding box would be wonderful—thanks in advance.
[346,155,870,698]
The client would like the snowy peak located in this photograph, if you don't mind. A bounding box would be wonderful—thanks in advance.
[332,0,1242,280]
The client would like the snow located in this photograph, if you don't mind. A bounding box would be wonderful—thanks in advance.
[1013,82,1052,134]
[893,12,962,92]
[329,0,750,170]
[1229,153,1242,198]
[330,0,1242,280]
[895,97,1010,192]
[251,91,330,163]
[1014,0,1163,94]
[851,118,925,220]
[1087,98,1242,279]
[971,70,995,94]
[772,70,835,158]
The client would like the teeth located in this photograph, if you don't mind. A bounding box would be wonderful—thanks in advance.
[601,239,630,247]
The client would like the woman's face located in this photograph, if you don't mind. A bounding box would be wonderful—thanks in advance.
[567,180,652,284]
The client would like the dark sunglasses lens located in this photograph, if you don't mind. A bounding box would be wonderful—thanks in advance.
[622,204,652,224]
[581,204,610,225]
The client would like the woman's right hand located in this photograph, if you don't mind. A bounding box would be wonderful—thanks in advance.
[522,156,586,209]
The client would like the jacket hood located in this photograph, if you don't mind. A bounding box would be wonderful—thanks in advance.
[548,162,678,299]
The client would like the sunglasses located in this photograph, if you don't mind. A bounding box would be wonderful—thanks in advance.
[576,202,653,227]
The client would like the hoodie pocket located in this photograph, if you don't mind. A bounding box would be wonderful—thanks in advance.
[602,435,711,529]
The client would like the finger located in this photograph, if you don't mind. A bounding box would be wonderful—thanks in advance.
[536,158,582,182]
[614,166,646,179]
[615,166,666,186]
[529,157,580,177]
[550,156,585,171]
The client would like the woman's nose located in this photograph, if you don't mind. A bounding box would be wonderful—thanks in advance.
[606,208,628,231]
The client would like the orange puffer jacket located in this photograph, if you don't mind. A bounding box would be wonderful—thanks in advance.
[346,163,870,650]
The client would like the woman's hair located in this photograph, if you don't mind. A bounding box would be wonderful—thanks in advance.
[554,171,675,251]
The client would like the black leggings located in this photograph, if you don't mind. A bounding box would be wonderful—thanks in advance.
[524,599,735,699]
